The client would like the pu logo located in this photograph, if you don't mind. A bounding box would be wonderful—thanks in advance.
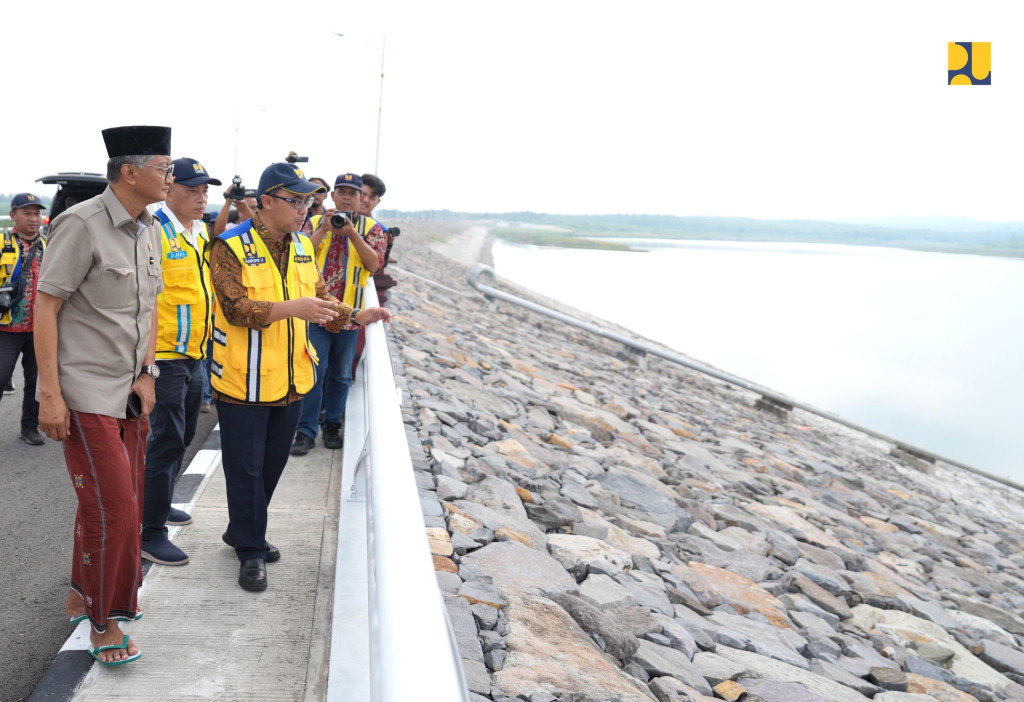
[949,42,990,85]
[27,195,35,201]
[242,240,258,260]
[193,163,204,174]
[294,168,304,178]
[344,175,353,181]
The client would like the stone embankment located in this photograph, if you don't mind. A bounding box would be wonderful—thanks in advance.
[386,223,1024,702]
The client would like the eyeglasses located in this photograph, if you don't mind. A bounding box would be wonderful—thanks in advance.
[267,193,315,210]
[146,163,175,179]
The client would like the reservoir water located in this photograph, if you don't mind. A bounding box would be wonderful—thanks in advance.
[492,239,1024,483]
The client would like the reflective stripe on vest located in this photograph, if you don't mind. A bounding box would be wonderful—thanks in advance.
[211,223,319,402]
[154,210,212,359]
[312,213,378,308]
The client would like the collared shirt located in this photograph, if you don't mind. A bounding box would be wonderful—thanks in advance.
[1,229,45,333]
[209,213,353,406]
[322,215,386,330]
[152,202,204,249]
[36,186,163,417]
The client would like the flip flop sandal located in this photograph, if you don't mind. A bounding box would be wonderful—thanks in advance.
[88,634,142,666]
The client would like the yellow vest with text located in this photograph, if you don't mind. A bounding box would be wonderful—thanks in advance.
[154,210,213,359]
[210,221,320,402]
[312,213,378,309]
[1,231,46,326]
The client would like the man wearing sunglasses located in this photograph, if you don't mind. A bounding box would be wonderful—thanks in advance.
[209,162,390,592]
[36,125,172,666]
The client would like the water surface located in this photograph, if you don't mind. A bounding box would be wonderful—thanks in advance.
[493,239,1024,482]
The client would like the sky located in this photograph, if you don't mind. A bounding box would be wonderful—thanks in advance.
[4,0,1023,221]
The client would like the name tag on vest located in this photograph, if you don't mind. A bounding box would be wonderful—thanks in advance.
[294,254,312,264]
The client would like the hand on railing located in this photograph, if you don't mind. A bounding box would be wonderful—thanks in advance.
[355,307,392,326]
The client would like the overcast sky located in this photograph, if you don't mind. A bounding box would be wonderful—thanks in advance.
[4,0,1020,220]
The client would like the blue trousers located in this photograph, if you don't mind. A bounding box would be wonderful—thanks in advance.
[0,331,38,429]
[296,326,357,439]
[143,358,204,540]
[217,399,301,561]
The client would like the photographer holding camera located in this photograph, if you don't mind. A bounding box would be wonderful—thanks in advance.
[0,193,48,445]
[290,173,387,456]
[213,176,258,235]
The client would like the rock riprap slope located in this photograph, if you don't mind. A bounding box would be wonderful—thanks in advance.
[386,225,1024,702]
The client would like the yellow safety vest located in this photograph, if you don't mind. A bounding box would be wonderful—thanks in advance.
[210,221,320,402]
[154,209,213,359]
[312,213,378,309]
[0,231,46,326]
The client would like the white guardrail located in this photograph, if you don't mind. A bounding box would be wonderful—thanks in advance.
[328,281,470,702]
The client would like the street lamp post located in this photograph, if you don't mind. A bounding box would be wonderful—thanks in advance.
[374,36,386,175]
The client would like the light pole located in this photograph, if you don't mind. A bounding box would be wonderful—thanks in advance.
[374,36,386,175]
[331,32,387,176]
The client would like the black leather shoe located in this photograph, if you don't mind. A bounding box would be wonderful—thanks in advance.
[20,427,45,445]
[222,531,280,563]
[239,558,267,591]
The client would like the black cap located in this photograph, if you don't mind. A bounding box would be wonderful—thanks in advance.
[101,125,172,158]
[171,157,222,186]
[257,163,328,198]
[10,193,46,210]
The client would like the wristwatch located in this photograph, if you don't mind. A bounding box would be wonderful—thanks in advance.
[141,364,161,379]
[350,309,363,326]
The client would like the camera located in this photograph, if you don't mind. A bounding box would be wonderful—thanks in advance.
[286,153,309,164]
[388,226,401,237]
[227,175,246,201]
[0,284,14,316]
[330,211,355,229]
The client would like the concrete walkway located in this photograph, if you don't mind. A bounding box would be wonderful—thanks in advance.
[62,434,342,702]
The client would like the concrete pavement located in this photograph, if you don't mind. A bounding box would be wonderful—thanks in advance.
[25,413,341,702]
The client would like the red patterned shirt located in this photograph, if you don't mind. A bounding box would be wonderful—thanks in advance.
[2,231,45,333]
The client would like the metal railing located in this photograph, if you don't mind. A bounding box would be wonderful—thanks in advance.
[329,281,470,702]
[466,263,1024,495]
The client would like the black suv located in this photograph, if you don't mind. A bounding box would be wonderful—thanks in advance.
[35,172,108,224]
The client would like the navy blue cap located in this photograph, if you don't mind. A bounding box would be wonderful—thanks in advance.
[172,157,222,187]
[10,193,46,210]
[257,163,329,198]
[101,125,172,158]
[334,173,363,191]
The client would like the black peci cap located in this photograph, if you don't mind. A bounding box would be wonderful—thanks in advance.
[101,125,172,158]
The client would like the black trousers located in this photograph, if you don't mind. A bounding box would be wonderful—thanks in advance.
[143,358,204,540]
[0,331,39,429]
[216,399,301,561]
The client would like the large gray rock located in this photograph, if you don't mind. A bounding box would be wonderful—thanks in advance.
[460,541,579,599]
[550,592,641,661]
[808,659,884,697]
[652,613,698,661]
[691,650,747,685]
[492,591,656,701]
[631,640,713,696]
[712,646,873,702]
[737,678,831,702]
[706,612,808,669]
[446,596,484,662]
[466,477,529,520]
[595,472,679,514]
[978,640,1024,676]
[453,500,548,550]
[581,573,638,610]
[547,533,633,577]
